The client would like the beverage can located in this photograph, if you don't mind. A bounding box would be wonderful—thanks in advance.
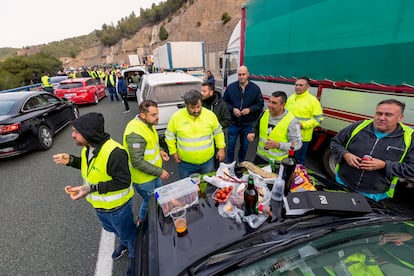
[362,155,372,161]
[269,158,276,173]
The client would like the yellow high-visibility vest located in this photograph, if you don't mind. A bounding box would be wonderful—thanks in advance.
[81,139,133,210]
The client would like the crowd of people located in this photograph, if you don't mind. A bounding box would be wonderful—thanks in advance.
[50,64,414,275]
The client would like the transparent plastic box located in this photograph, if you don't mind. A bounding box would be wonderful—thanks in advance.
[154,177,199,217]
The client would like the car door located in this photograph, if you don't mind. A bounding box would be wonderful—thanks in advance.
[88,79,105,99]
[38,94,71,132]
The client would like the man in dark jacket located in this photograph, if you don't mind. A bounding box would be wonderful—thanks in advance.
[52,112,136,273]
[201,82,231,129]
[223,65,264,163]
[331,99,414,202]
[116,72,130,113]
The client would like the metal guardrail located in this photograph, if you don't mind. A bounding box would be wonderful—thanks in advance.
[0,83,42,93]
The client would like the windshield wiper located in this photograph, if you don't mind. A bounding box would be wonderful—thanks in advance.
[278,215,383,235]
[190,234,312,274]
[240,230,385,269]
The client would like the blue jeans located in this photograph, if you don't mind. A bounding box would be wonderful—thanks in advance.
[226,124,252,163]
[96,199,136,258]
[107,87,119,101]
[294,141,309,165]
[134,177,162,221]
[178,158,215,178]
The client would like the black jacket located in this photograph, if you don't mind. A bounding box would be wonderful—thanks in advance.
[223,80,264,126]
[331,121,414,194]
[202,91,231,129]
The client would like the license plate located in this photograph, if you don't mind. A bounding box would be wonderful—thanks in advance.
[64,93,76,98]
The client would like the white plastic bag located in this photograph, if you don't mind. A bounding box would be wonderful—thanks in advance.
[217,201,244,224]
[242,213,269,229]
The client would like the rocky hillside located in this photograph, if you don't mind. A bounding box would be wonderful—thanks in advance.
[43,0,245,69]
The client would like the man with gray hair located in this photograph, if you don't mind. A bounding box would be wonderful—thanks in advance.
[331,99,414,202]
[165,90,226,178]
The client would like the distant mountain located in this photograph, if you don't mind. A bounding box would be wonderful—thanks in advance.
[4,0,243,70]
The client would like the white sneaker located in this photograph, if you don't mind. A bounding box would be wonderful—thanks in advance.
[123,110,131,113]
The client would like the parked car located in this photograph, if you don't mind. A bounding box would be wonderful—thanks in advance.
[39,75,70,91]
[136,72,203,133]
[0,91,79,158]
[133,172,414,275]
[121,66,148,98]
[54,77,106,105]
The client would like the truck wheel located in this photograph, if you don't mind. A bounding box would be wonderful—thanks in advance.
[322,147,336,179]
[38,125,53,150]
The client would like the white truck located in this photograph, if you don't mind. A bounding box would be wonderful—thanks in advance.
[152,41,205,77]
[220,0,414,177]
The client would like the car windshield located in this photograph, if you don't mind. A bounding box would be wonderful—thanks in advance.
[59,82,83,89]
[221,221,414,275]
[50,76,68,84]
[0,100,16,115]
[149,82,201,103]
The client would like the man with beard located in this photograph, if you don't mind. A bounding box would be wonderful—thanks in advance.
[123,100,170,225]
[165,90,226,178]
[331,99,414,202]
[52,112,136,274]
[201,82,231,129]
[247,91,302,165]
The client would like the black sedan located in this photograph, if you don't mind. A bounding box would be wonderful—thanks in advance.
[133,172,414,275]
[0,91,79,158]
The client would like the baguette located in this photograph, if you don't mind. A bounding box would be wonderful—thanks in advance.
[240,161,278,179]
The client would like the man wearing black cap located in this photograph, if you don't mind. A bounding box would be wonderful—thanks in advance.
[53,112,136,273]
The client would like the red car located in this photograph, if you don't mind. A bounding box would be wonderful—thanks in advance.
[54,77,106,105]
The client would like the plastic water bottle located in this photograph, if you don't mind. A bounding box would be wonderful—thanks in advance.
[272,165,285,201]
[272,178,285,201]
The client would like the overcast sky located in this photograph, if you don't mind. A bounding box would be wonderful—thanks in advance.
[0,0,163,48]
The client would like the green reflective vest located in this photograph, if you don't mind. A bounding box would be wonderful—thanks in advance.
[257,109,295,161]
[124,118,162,184]
[336,119,413,198]
[105,74,115,87]
[41,75,52,87]
[165,108,225,164]
[81,139,134,210]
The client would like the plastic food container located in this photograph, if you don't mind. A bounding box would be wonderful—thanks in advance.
[212,186,233,204]
[154,177,199,217]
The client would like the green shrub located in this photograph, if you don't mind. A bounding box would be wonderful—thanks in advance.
[221,12,231,24]
[159,25,169,41]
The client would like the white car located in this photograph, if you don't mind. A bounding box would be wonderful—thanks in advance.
[121,66,148,98]
[136,72,203,133]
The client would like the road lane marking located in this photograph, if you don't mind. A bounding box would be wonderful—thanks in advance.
[94,228,115,276]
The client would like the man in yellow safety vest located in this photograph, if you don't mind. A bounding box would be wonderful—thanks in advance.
[247,91,302,165]
[123,100,170,225]
[165,90,226,178]
[52,112,136,273]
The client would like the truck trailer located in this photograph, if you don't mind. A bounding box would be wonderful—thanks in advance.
[220,0,414,177]
[152,41,205,77]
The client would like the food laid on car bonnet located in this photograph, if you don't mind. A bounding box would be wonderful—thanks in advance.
[290,164,316,192]
[240,161,278,179]
[154,177,199,217]
[213,186,233,203]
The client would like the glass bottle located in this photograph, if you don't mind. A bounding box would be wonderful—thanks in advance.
[281,143,296,196]
[244,175,258,216]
